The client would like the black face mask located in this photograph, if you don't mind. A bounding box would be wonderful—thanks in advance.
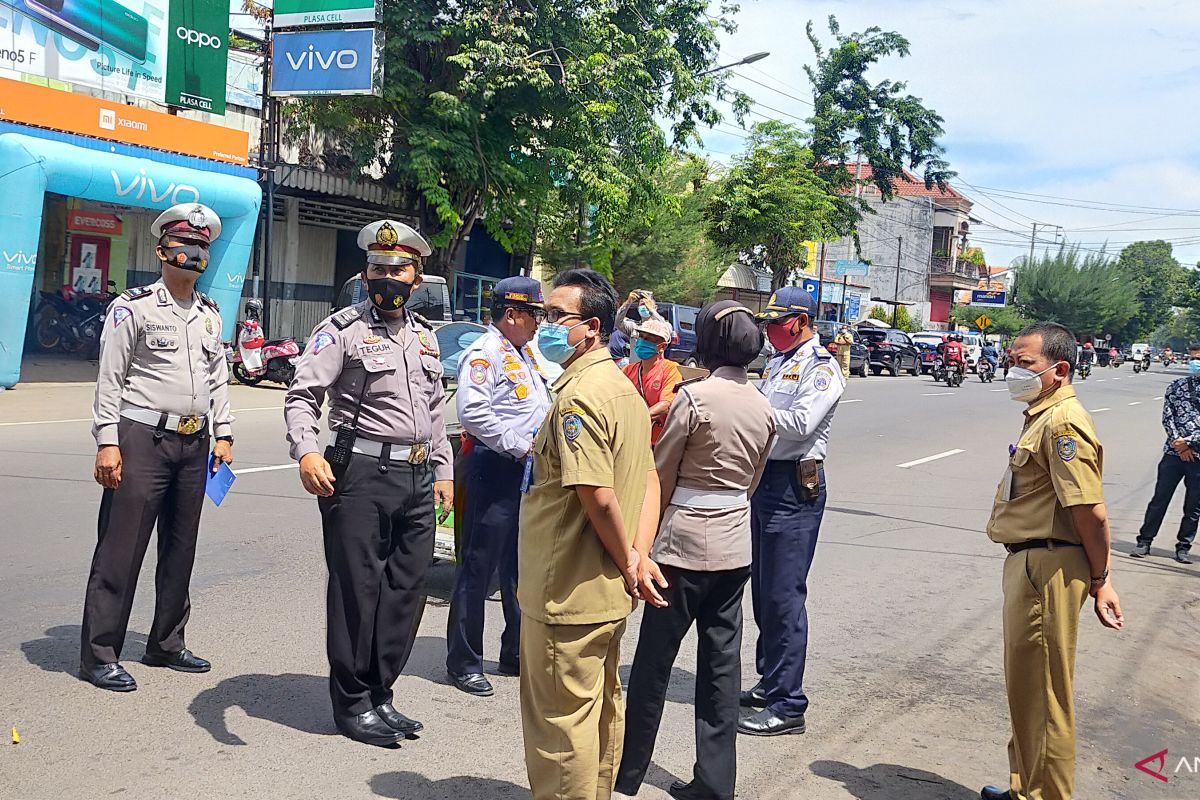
[161,243,210,273]
[366,277,414,311]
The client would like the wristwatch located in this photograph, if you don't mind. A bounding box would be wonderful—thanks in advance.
[216,436,234,444]
[1090,568,1109,586]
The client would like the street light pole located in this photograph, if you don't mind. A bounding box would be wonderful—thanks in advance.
[893,236,902,328]
[695,51,770,77]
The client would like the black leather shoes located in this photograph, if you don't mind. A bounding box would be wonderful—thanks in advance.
[668,780,719,800]
[1176,550,1193,564]
[1129,543,1151,558]
[375,703,423,736]
[737,708,806,736]
[450,672,495,696]
[738,681,768,708]
[81,663,137,692]
[980,787,1013,800]
[141,649,211,673]
[497,661,520,677]
[335,710,404,747]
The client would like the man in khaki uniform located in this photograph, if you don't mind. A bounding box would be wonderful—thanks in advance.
[981,322,1124,800]
[518,268,656,800]
[834,325,854,378]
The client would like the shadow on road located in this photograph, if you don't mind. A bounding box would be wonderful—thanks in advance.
[810,760,979,799]
[369,771,527,799]
[21,624,149,674]
[188,672,335,745]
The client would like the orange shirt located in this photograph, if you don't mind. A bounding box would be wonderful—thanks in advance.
[623,357,683,445]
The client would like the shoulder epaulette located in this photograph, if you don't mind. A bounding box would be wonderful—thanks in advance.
[120,286,153,301]
[411,311,434,331]
[331,306,363,330]
[674,375,706,391]
[198,292,220,313]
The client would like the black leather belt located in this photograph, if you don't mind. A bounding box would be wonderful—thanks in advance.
[1005,538,1080,554]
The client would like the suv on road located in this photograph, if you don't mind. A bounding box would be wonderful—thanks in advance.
[658,303,700,365]
[858,327,921,376]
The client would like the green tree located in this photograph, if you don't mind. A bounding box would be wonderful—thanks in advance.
[949,304,1031,337]
[804,16,954,220]
[1013,245,1137,337]
[866,303,919,332]
[705,121,848,289]
[285,1,748,274]
[1113,240,1186,341]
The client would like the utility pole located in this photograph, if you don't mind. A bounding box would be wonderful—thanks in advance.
[816,241,827,320]
[1028,222,1039,268]
[257,22,277,338]
[893,235,902,328]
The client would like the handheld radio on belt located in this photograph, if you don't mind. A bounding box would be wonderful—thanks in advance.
[329,374,372,468]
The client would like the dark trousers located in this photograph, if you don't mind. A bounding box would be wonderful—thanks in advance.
[319,451,435,718]
[616,565,750,800]
[81,418,208,670]
[446,446,522,676]
[1137,452,1200,553]
[750,460,826,719]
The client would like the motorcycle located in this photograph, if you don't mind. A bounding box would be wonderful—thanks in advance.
[1162,354,1175,367]
[932,358,947,383]
[1110,353,1124,368]
[33,285,115,358]
[978,359,995,383]
[944,360,965,388]
[231,299,301,386]
[1079,361,1092,380]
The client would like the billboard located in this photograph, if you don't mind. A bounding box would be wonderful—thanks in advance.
[164,0,227,113]
[0,0,170,102]
[0,76,250,163]
[834,259,870,277]
[226,48,262,110]
[274,0,375,28]
[270,27,380,97]
[970,289,1007,307]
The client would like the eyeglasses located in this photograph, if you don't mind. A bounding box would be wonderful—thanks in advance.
[508,307,547,323]
[544,309,585,324]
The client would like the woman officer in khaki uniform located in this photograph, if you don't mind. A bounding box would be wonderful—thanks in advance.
[615,301,776,800]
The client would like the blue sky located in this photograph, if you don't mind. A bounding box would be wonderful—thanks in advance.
[708,0,1200,268]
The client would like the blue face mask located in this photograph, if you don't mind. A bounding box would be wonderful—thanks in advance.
[637,304,651,319]
[1189,359,1200,376]
[537,320,587,364]
[632,337,660,361]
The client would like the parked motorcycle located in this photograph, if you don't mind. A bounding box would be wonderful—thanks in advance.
[231,299,301,386]
[977,358,995,383]
[34,284,115,358]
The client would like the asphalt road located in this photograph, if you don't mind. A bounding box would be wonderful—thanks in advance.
[0,365,1197,799]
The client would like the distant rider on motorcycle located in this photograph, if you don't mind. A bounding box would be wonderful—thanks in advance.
[943,333,967,380]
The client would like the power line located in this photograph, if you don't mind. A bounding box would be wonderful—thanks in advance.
[729,71,814,107]
[969,185,1200,216]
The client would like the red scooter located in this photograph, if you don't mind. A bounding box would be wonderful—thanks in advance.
[231,299,301,386]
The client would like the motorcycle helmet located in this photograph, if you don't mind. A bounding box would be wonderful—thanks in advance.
[1083,342,1093,349]
[244,298,263,321]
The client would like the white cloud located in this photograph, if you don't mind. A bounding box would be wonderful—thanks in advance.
[711,0,1200,266]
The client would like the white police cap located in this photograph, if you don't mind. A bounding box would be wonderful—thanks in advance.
[357,220,432,263]
[151,203,222,243]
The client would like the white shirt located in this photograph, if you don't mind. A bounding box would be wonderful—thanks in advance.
[455,325,552,458]
[758,335,845,461]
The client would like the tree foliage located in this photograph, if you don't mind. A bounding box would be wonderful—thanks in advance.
[867,302,920,333]
[1113,240,1187,341]
[705,121,847,290]
[949,303,1031,337]
[1013,246,1137,337]
[284,1,748,274]
[804,15,954,220]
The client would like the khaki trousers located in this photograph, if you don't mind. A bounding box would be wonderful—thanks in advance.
[521,614,627,800]
[836,348,851,377]
[1002,544,1090,800]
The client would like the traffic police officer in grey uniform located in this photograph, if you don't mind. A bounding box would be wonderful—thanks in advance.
[738,287,845,735]
[446,276,552,696]
[285,220,453,748]
[82,203,234,692]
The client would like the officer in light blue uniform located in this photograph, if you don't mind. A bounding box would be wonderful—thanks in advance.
[738,287,845,737]
[446,276,553,696]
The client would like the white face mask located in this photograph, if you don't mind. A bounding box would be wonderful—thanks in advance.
[1006,364,1059,402]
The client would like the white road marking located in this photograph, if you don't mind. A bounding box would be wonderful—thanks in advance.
[1129,401,1141,406]
[0,406,282,428]
[236,464,298,475]
[840,399,863,404]
[921,392,954,397]
[990,388,1007,393]
[1154,396,1164,401]
[1112,377,1122,381]
[1096,379,1106,382]
[1090,407,1111,413]
[896,449,965,469]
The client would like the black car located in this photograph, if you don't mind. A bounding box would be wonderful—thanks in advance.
[858,327,922,376]
[815,321,868,377]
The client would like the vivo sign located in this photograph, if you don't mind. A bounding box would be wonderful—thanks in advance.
[111,169,201,206]
[270,28,380,97]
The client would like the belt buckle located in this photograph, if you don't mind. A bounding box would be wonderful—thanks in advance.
[407,442,428,464]
[176,415,202,436]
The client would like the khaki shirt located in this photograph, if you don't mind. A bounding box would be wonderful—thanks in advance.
[517,349,654,625]
[284,302,453,481]
[652,367,775,571]
[986,385,1105,545]
[92,280,233,447]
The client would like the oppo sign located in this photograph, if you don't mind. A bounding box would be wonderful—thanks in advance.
[176,27,224,49]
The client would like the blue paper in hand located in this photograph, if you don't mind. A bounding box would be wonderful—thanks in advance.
[205,455,236,507]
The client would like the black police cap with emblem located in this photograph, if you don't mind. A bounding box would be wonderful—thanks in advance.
[755,286,818,321]
[492,276,544,310]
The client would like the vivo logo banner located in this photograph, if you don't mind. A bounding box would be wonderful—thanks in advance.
[270,28,381,97]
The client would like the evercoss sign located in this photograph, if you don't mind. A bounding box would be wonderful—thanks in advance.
[270,28,381,97]
[176,27,224,49]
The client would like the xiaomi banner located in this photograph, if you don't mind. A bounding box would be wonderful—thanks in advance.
[0,77,250,164]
